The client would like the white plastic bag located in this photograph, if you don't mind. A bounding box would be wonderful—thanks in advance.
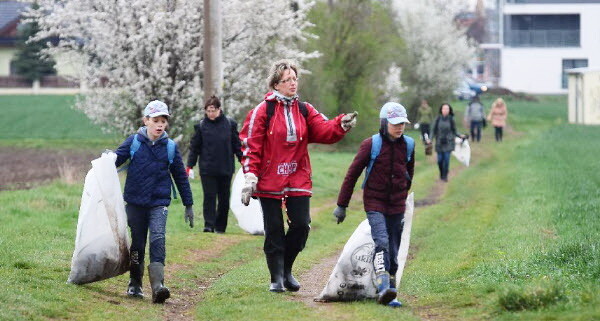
[317,193,414,301]
[452,137,471,167]
[67,152,130,284]
[229,168,264,235]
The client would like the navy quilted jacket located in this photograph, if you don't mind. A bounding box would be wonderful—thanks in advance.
[115,127,193,208]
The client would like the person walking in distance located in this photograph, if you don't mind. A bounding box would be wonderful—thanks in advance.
[487,98,508,142]
[464,95,485,142]
[432,103,466,182]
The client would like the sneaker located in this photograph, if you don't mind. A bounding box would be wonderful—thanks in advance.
[388,298,402,308]
[203,227,214,233]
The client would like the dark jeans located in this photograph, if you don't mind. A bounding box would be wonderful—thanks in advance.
[419,123,431,141]
[366,211,404,275]
[470,120,482,142]
[494,126,503,142]
[200,174,232,232]
[126,204,168,265]
[437,151,451,180]
[259,196,311,257]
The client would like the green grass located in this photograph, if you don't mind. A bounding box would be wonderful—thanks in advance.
[0,95,120,149]
[1,94,599,320]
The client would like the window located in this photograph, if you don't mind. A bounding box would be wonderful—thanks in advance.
[505,14,580,47]
[562,59,588,88]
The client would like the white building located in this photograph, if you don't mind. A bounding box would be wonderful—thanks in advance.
[567,67,600,124]
[483,0,600,94]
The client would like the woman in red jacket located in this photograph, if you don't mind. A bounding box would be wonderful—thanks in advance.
[239,59,357,292]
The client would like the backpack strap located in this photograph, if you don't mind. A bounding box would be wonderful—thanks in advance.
[130,134,141,160]
[265,100,308,130]
[403,135,415,162]
[118,134,141,173]
[167,139,176,165]
[166,138,178,199]
[362,134,382,189]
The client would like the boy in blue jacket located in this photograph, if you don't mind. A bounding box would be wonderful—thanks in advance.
[114,100,194,303]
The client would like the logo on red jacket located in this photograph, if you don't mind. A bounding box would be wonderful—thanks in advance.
[277,161,298,176]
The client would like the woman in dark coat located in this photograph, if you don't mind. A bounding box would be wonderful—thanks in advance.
[432,103,465,182]
[186,96,242,233]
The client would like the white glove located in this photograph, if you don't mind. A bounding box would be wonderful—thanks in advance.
[188,168,195,180]
[241,173,258,206]
[341,111,358,131]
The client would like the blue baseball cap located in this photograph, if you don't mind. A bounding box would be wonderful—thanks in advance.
[144,100,170,118]
[379,102,410,124]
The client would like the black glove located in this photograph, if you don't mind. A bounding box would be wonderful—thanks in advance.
[333,206,347,224]
[184,205,194,228]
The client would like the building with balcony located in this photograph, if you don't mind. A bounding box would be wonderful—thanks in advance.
[482,0,600,94]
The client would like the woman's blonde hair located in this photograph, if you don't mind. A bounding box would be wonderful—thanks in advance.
[267,59,299,90]
[493,98,506,109]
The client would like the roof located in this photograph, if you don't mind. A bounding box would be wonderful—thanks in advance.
[0,1,30,31]
[566,67,600,74]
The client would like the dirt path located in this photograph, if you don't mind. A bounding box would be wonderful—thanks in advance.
[0,147,96,190]
[287,156,470,318]
[162,235,249,321]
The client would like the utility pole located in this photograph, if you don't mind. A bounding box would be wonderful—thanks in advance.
[203,0,223,101]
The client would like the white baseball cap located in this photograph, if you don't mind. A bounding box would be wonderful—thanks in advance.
[144,100,170,118]
[379,102,410,124]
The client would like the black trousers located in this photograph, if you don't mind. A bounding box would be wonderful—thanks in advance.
[200,174,232,232]
[259,196,311,257]
[494,126,503,142]
[419,123,431,141]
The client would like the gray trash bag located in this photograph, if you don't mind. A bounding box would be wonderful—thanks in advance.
[317,193,414,301]
[67,152,130,285]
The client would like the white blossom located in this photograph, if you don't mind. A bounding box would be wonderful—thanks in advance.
[380,63,405,103]
[395,1,475,99]
[26,0,317,141]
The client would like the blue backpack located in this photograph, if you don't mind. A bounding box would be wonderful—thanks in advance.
[361,134,415,189]
[121,134,178,199]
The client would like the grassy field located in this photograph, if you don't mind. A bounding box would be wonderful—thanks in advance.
[0,94,598,320]
[0,95,120,149]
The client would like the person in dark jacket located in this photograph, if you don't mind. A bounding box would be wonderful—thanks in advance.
[432,103,466,182]
[464,95,485,142]
[114,100,194,304]
[186,96,242,233]
[332,102,415,307]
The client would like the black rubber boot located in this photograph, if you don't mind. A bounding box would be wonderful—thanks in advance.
[283,251,301,292]
[266,255,285,292]
[126,262,144,298]
[438,162,444,180]
[148,262,170,303]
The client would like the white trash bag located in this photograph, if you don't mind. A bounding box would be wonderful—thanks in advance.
[452,137,471,167]
[67,152,130,284]
[229,168,264,235]
[317,193,414,301]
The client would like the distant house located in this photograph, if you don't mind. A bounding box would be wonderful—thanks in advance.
[0,1,29,77]
[0,1,81,91]
[481,0,600,94]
